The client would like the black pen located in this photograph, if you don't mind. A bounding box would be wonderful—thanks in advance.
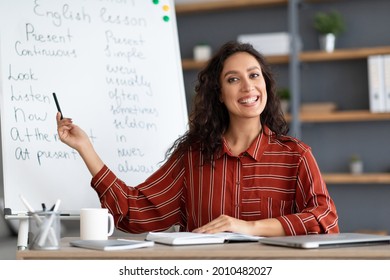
[53,92,63,120]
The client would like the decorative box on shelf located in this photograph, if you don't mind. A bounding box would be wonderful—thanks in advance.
[237,32,295,56]
[300,102,337,114]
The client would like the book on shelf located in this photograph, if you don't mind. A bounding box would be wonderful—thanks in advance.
[384,54,390,112]
[367,55,387,113]
[69,239,155,251]
[145,231,262,246]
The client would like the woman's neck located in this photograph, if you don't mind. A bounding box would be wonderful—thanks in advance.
[224,118,262,156]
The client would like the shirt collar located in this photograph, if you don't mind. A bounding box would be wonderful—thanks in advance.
[216,125,273,161]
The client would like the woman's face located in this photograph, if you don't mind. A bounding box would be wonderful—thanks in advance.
[219,52,267,122]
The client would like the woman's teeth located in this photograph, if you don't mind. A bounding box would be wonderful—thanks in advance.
[239,96,259,104]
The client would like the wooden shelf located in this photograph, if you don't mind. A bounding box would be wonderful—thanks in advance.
[181,59,206,70]
[284,110,390,123]
[300,46,390,62]
[294,110,390,123]
[175,0,332,14]
[182,55,293,69]
[175,0,288,14]
[182,46,390,70]
[323,173,390,184]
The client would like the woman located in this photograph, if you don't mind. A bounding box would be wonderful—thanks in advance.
[57,41,339,236]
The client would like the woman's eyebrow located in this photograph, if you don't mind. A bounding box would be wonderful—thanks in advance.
[223,66,261,78]
[223,70,238,78]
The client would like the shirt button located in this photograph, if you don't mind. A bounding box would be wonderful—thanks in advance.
[236,181,240,186]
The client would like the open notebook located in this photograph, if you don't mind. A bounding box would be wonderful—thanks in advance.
[258,233,390,249]
[145,232,262,246]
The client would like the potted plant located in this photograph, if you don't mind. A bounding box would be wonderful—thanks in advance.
[313,11,345,52]
[277,88,290,114]
[349,154,363,174]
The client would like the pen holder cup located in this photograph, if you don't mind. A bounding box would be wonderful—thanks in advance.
[28,211,61,250]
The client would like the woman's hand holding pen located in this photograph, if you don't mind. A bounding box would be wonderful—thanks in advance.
[56,112,104,176]
[56,112,90,151]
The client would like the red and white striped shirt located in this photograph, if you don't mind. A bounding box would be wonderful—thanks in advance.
[91,126,339,235]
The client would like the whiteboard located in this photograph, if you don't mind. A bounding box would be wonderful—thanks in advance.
[0,0,188,214]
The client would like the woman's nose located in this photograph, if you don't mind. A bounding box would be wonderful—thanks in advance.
[241,79,254,92]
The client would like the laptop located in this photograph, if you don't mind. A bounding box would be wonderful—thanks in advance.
[258,233,390,249]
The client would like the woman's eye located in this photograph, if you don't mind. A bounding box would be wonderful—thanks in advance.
[227,77,239,83]
[250,73,260,79]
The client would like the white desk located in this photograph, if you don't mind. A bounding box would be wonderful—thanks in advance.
[17,236,390,260]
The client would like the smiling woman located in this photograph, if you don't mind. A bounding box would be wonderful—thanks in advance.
[56,41,339,237]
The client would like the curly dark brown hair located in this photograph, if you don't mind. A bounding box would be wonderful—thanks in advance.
[166,41,289,162]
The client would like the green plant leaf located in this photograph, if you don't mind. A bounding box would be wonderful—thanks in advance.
[277,88,290,100]
[314,11,345,35]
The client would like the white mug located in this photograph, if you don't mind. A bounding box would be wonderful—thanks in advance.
[80,208,114,240]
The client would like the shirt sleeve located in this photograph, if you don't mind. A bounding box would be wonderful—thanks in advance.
[276,148,339,235]
[90,153,186,233]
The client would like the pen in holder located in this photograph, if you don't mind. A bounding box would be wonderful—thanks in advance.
[28,210,60,250]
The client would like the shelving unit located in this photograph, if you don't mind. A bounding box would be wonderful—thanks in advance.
[175,1,390,187]
[175,0,390,233]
